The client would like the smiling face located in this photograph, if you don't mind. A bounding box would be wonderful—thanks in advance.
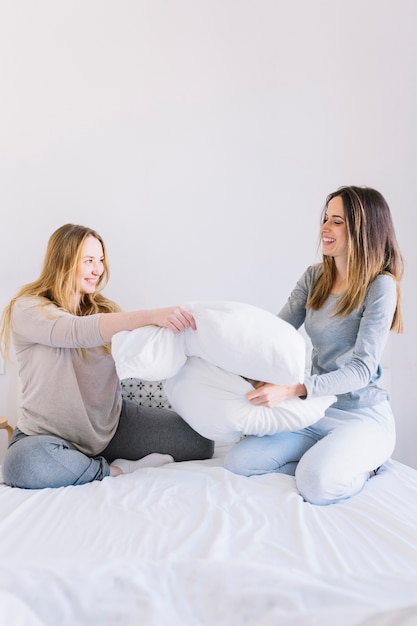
[320,195,348,265]
[76,235,104,295]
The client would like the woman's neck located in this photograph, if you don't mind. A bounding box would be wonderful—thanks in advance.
[330,278,346,295]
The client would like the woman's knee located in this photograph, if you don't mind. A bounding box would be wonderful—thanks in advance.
[223,444,250,475]
[295,461,367,506]
[224,432,311,477]
[2,439,61,488]
[295,465,334,505]
[223,438,278,476]
[2,435,108,489]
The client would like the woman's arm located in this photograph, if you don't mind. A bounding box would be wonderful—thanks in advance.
[98,306,196,343]
[277,265,319,329]
[246,381,307,407]
[302,275,396,399]
[249,275,397,407]
[246,267,313,406]
[12,298,195,350]
[247,274,397,407]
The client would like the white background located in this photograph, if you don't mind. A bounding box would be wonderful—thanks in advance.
[1,1,416,466]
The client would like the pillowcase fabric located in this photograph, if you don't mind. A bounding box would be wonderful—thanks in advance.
[164,357,336,443]
[112,300,306,384]
[111,325,186,381]
[182,300,306,384]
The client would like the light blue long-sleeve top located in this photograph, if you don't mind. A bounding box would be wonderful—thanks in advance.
[278,264,397,410]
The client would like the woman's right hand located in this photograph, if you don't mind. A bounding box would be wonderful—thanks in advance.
[152,307,197,333]
[99,306,196,342]
[246,381,307,407]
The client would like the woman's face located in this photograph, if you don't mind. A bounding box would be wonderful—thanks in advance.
[320,195,348,263]
[76,235,104,295]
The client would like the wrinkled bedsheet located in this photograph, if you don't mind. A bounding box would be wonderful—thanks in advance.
[1,446,417,625]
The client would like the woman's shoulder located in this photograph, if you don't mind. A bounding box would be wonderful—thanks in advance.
[12,296,64,319]
[300,263,323,285]
[14,295,53,308]
[369,272,396,290]
[366,273,397,301]
[13,296,45,311]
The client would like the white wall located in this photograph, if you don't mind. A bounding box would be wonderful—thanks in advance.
[1,1,416,466]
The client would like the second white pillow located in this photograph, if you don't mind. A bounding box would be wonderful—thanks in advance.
[164,357,336,443]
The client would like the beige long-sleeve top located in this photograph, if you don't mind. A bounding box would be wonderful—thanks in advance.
[11,297,122,455]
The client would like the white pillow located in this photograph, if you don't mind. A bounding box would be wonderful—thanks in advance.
[182,300,305,384]
[164,357,336,443]
[112,326,186,381]
[112,300,306,383]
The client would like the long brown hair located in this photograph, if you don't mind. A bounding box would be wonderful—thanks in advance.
[307,186,404,332]
[0,224,121,356]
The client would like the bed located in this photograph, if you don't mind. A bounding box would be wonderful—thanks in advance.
[1,377,417,626]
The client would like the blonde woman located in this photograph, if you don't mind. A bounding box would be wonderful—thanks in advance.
[224,186,404,505]
[0,224,213,488]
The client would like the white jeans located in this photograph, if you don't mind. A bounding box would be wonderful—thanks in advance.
[223,401,396,505]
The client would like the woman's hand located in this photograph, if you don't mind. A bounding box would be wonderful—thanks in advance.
[152,307,196,333]
[246,382,307,407]
[99,306,196,342]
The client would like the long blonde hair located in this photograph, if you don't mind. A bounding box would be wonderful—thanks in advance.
[0,224,121,356]
[307,186,404,332]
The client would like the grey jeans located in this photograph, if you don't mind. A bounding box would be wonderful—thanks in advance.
[2,399,214,489]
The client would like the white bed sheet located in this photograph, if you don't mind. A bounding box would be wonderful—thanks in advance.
[1,445,417,626]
